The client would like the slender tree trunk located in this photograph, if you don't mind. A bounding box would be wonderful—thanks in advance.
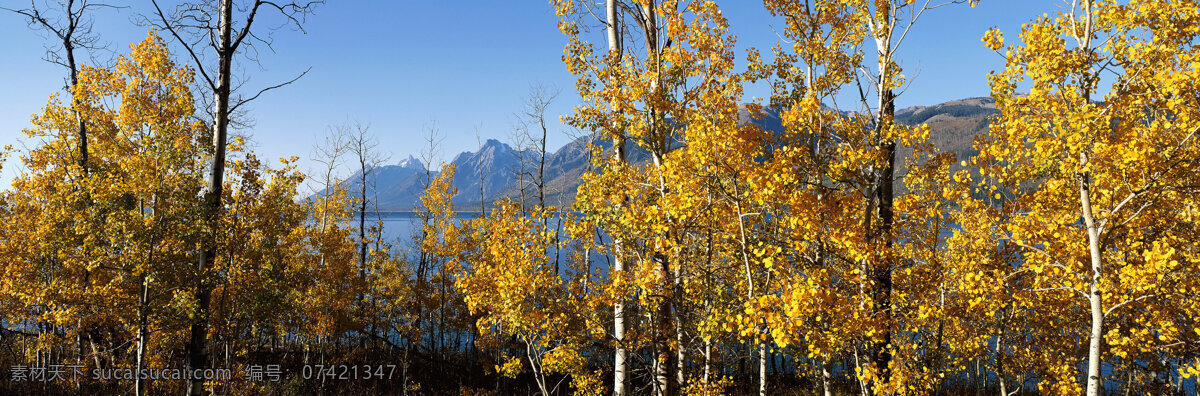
[607,1,629,395]
[974,358,983,396]
[359,166,368,278]
[675,252,686,390]
[731,180,764,396]
[863,3,901,391]
[67,48,88,173]
[703,337,712,383]
[676,318,686,389]
[537,112,547,210]
[414,162,433,356]
[356,151,371,349]
[870,89,897,396]
[935,288,947,389]
[654,253,675,396]
[997,335,1006,396]
[135,274,150,396]
[439,273,446,359]
[401,345,410,396]
[188,1,232,394]
[645,3,676,393]
[527,342,550,396]
[58,8,91,378]
[758,342,768,396]
[854,346,868,396]
[821,359,833,396]
[610,118,630,392]
[1069,2,1104,394]
[1081,166,1105,396]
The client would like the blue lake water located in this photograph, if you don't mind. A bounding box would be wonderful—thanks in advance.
[373,211,444,247]
[371,210,579,255]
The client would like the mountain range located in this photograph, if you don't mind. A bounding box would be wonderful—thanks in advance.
[336,97,998,211]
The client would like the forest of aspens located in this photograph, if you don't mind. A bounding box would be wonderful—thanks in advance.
[1,0,1198,395]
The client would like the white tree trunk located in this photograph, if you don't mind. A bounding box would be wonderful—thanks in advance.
[758,342,768,396]
[1071,2,1103,394]
[607,1,629,395]
[821,360,833,396]
[703,338,711,383]
[1080,167,1104,396]
[676,271,686,390]
[135,275,150,396]
[188,1,232,394]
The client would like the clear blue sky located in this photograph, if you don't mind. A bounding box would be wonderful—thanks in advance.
[0,0,1062,189]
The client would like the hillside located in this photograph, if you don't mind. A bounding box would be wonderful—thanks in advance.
[895,96,998,167]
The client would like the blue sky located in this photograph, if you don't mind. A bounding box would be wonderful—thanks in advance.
[0,0,1063,189]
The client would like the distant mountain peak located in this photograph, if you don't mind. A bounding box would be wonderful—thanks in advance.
[328,97,994,211]
[397,155,423,170]
[479,139,509,153]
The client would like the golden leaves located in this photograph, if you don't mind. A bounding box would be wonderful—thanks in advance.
[957,0,1200,389]
[4,0,1197,393]
[0,32,351,385]
[982,26,1004,51]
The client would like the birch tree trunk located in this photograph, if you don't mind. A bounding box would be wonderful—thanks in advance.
[703,337,711,383]
[821,360,833,396]
[1081,167,1105,396]
[607,1,629,395]
[997,322,1007,396]
[359,158,368,282]
[135,274,150,396]
[1073,2,1104,394]
[676,273,686,391]
[188,1,233,394]
[9,0,106,374]
[758,342,768,396]
[8,0,95,173]
[865,7,898,393]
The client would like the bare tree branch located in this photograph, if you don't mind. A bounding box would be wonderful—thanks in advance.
[229,66,310,113]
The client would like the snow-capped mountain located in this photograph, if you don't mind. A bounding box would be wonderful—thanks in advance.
[326,99,991,211]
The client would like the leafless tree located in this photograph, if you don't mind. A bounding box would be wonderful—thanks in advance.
[348,123,386,278]
[516,84,560,209]
[418,121,444,198]
[508,118,536,210]
[4,2,122,389]
[414,122,443,358]
[515,84,566,273]
[311,124,351,228]
[4,0,121,174]
[422,122,456,361]
[144,1,322,394]
[347,122,388,352]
